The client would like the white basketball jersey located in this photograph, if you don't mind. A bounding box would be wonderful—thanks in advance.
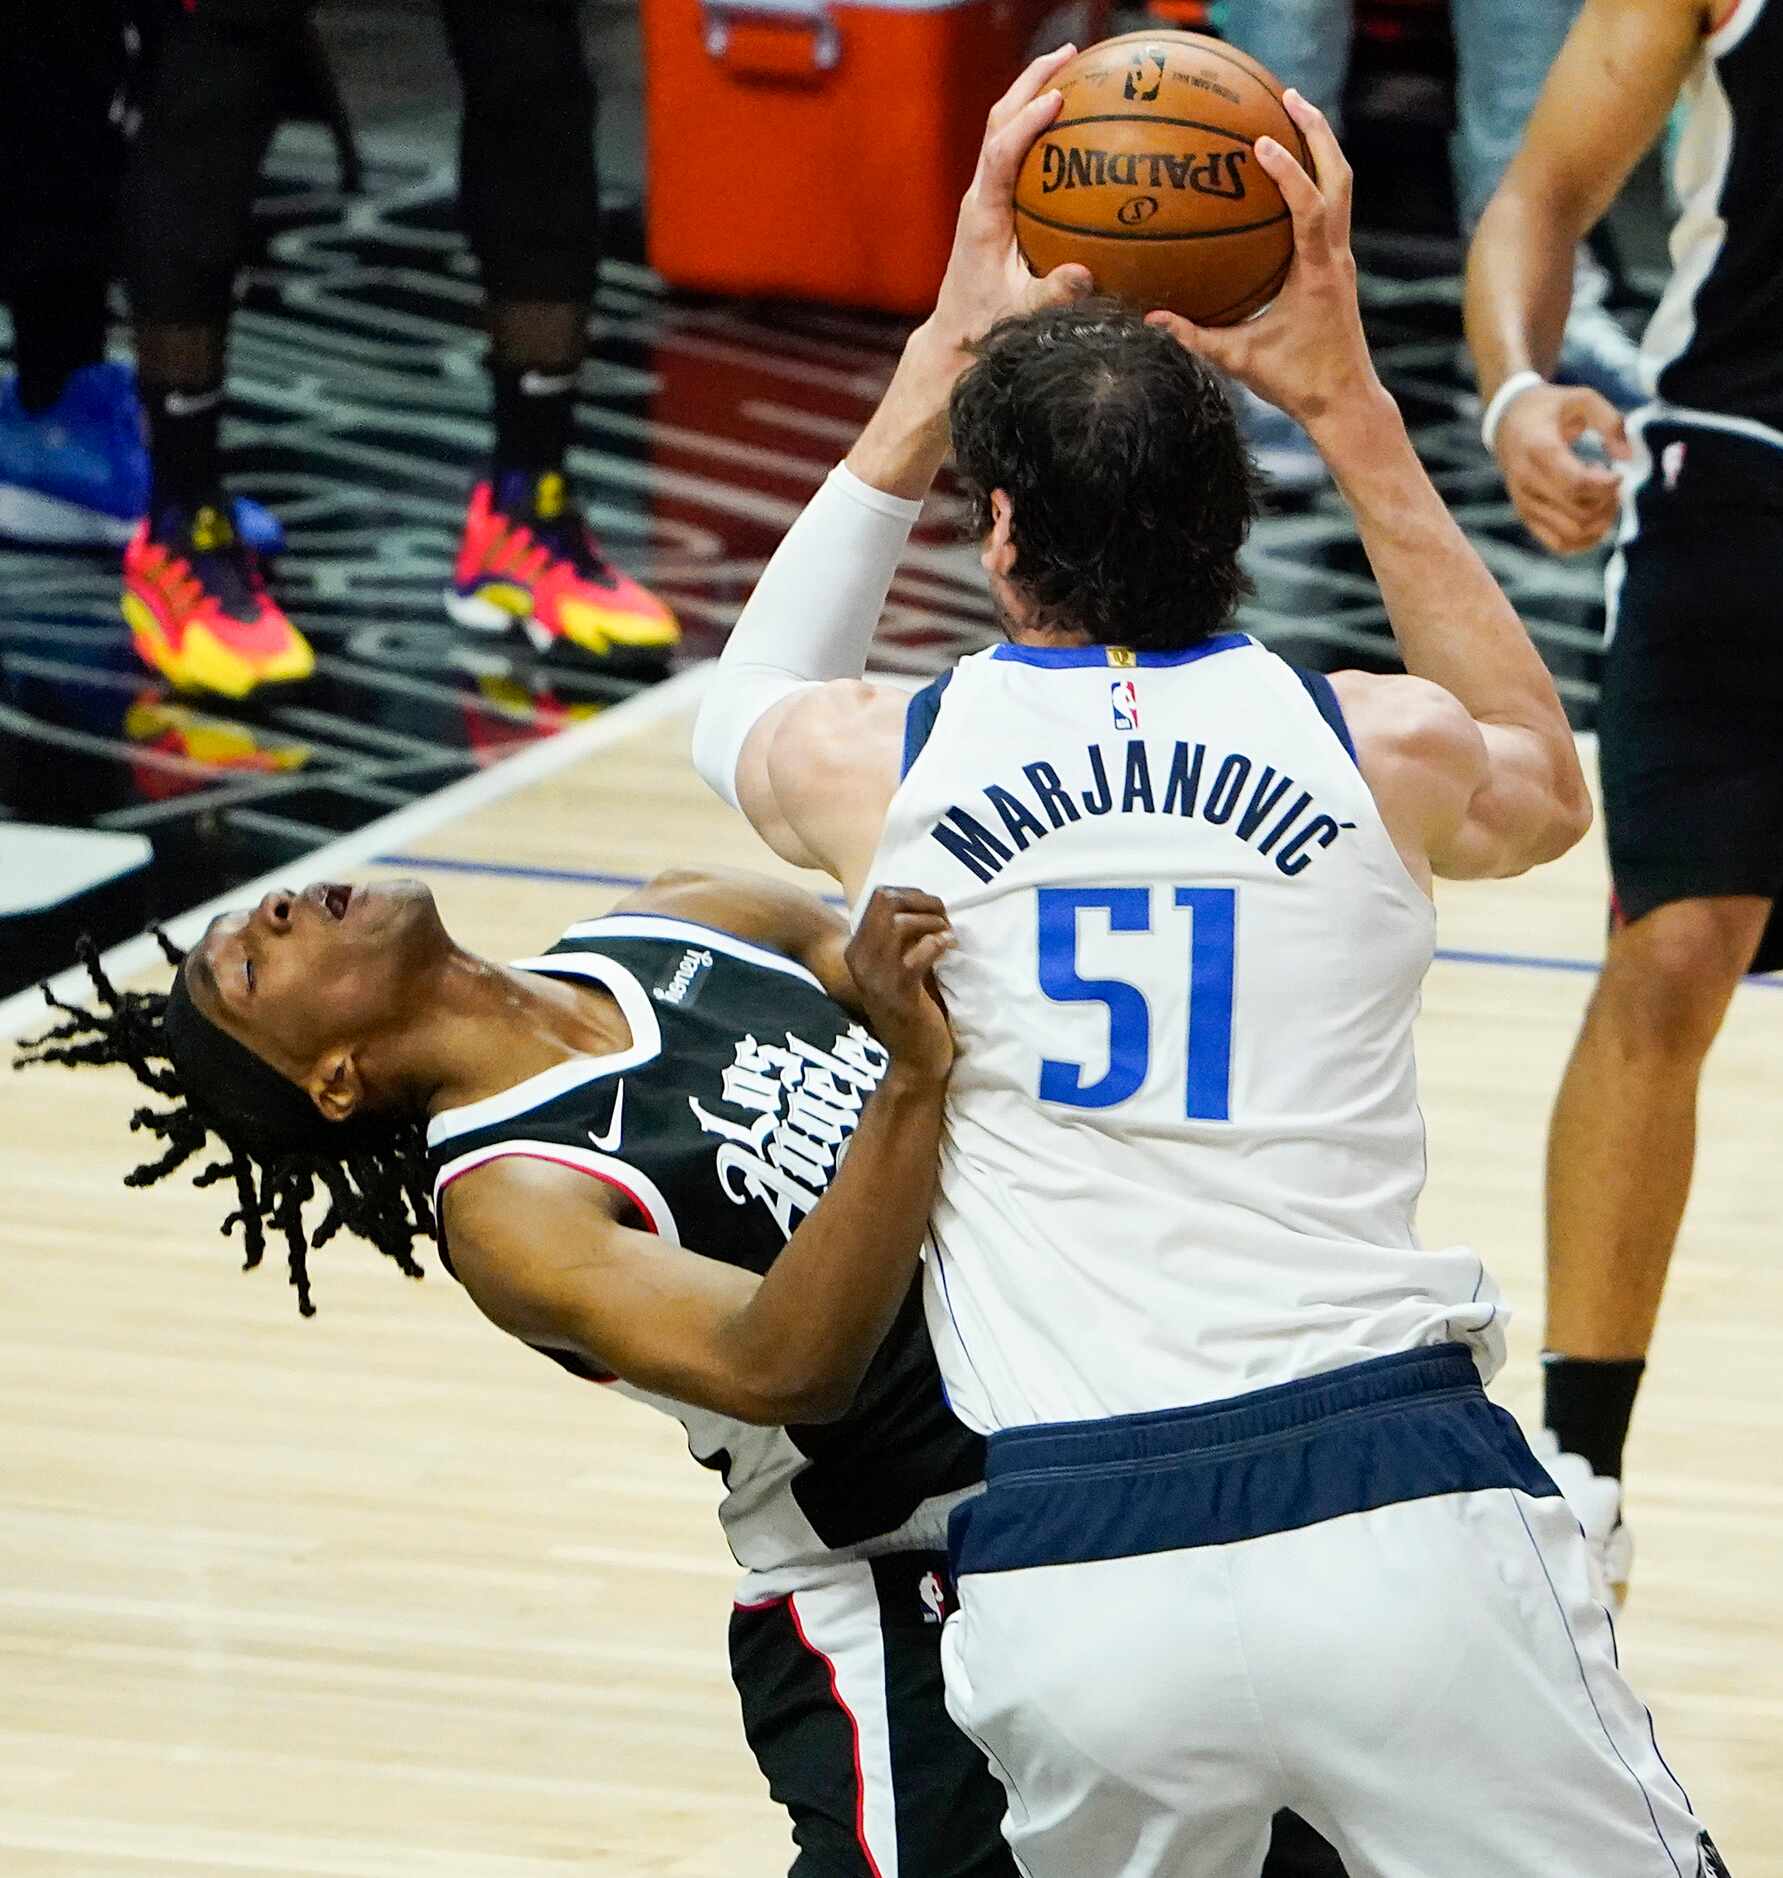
[862,634,1505,1433]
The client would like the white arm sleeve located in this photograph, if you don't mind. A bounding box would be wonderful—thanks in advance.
[691,462,924,810]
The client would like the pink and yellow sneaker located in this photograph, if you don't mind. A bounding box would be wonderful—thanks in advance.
[445,471,679,671]
[123,502,313,699]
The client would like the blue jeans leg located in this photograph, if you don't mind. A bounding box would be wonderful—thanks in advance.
[1451,0,1584,232]
[1220,0,1354,130]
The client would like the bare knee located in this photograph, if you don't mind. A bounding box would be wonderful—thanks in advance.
[1589,898,1767,1062]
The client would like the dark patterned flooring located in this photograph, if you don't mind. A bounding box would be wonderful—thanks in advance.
[0,123,1625,1001]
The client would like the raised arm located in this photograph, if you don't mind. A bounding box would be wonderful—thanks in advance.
[1464,0,1703,553]
[1149,92,1590,883]
[690,46,1092,895]
[440,889,953,1425]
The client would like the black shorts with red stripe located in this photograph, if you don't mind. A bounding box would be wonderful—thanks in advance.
[1602,420,1783,971]
[731,1552,1007,1878]
[729,1551,1349,1878]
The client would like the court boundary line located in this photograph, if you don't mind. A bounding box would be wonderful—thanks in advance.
[0,662,719,1041]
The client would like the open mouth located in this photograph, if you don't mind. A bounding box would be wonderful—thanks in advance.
[315,882,353,921]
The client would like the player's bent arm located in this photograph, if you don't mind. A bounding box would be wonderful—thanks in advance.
[1316,398,1592,871]
[724,680,908,898]
[439,886,956,1425]
[691,47,1088,870]
[1466,0,1703,397]
[441,1060,947,1425]
[1336,673,1580,882]
[759,682,907,900]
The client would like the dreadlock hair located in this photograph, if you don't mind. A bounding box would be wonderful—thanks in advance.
[13,933,435,1315]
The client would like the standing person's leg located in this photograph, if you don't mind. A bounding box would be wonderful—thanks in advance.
[1447,0,1578,236]
[1542,422,1783,1597]
[439,0,678,672]
[0,0,145,544]
[1450,0,1643,406]
[1216,0,1356,494]
[1221,0,1353,128]
[120,0,312,697]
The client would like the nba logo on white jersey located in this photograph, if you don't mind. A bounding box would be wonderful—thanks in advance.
[1111,678,1140,733]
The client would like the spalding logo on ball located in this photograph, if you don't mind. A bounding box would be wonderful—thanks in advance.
[1015,31,1311,327]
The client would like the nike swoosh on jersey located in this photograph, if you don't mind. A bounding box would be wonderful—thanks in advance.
[587,1082,625,1152]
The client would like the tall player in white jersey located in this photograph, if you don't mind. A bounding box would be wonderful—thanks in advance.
[695,50,1729,1876]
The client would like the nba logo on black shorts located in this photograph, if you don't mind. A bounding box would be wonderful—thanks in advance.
[918,1569,949,1624]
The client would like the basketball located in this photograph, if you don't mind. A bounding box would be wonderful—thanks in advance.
[1014,31,1311,326]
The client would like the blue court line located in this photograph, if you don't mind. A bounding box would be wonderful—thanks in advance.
[377,851,1783,990]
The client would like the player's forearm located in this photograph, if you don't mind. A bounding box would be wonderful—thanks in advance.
[693,327,969,815]
[1464,184,1581,397]
[1316,395,1578,760]
[844,323,969,500]
[716,1062,946,1422]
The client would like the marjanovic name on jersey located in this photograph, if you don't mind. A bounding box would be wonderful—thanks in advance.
[928,739,1347,884]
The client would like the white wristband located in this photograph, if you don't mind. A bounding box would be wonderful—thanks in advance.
[1480,370,1546,456]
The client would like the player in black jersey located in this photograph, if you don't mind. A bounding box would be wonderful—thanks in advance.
[1467,0,1783,1603]
[21,869,1005,1876]
[20,867,1345,1878]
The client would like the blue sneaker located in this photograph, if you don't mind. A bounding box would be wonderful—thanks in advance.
[0,361,147,546]
[231,492,285,558]
[0,360,287,554]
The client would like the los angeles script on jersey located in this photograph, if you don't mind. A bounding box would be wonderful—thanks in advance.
[928,739,1350,884]
[688,1025,890,1237]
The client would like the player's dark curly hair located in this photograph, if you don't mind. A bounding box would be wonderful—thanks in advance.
[949,299,1261,651]
[13,935,434,1315]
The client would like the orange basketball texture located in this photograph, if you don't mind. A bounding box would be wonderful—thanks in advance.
[1014,32,1310,326]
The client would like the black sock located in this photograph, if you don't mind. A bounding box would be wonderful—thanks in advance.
[1542,1353,1646,1481]
[490,360,578,484]
[143,381,225,519]
[11,270,110,413]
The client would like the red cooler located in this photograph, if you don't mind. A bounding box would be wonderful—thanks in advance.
[642,0,1108,314]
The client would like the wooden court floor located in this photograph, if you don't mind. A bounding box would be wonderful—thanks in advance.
[3,687,1779,1875]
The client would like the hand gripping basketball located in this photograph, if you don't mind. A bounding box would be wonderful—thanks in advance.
[925,48,1096,355]
[1146,91,1380,436]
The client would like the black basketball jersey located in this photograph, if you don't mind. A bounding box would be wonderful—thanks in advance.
[425,911,984,1571]
[1645,0,1783,439]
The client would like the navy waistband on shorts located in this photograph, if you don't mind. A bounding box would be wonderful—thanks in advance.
[950,1344,1557,1578]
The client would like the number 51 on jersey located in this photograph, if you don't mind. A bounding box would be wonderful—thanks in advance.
[1035,885,1236,1121]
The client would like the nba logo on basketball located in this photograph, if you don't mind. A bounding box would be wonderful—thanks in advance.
[1111,679,1140,732]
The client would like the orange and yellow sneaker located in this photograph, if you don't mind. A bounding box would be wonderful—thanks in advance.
[445,470,679,672]
[123,501,313,700]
